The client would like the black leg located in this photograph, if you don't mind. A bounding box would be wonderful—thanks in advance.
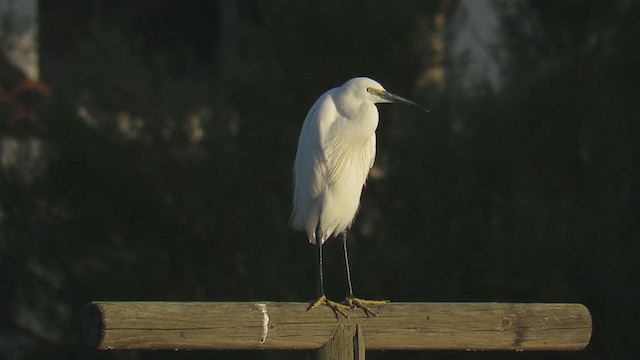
[316,224,324,298]
[342,232,355,297]
[308,224,351,318]
[341,230,387,317]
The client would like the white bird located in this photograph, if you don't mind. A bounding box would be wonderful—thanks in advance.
[291,77,428,317]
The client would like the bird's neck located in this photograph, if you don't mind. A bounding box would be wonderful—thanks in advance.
[335,103,379,143]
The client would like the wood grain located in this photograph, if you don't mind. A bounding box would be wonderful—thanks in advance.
[317,324,365,360]
[81,301,591,351]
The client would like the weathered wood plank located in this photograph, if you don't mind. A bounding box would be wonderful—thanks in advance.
[81,301,591,351]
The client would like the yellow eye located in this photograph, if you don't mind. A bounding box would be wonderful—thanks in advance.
[366,87,374,93]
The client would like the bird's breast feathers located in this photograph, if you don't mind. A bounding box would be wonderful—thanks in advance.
[309,94,377,186]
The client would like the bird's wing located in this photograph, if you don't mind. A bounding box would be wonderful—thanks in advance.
[291,92,338,232]
[368,134,376,170]
[298,93,338,189]
[320,104,355,187]
[324,121,376,186]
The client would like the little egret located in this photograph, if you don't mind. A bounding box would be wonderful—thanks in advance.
[291,77,428,317]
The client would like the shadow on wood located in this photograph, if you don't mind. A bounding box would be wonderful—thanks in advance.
[81,301,591,351]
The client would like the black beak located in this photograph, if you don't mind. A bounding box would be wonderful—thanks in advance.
[380,90,430,113]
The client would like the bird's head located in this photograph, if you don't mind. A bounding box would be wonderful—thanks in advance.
[343,77,429,112]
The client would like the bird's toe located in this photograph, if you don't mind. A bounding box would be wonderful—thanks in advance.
[308,295,351,318]
[345,296,389,317]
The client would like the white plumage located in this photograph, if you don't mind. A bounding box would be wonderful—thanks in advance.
[292,77,427,317]
[292,77,379,244]
[292,77,426,245]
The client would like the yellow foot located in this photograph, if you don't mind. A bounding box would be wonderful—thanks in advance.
[308,295,352,318]
[346,296,390,317]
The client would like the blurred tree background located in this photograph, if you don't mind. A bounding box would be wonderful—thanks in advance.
[1,0,638,359]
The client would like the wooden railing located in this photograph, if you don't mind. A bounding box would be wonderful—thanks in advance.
[81,301,592,359]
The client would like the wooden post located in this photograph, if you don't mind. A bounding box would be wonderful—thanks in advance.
[317,324,365,360]
[81,301,591,354]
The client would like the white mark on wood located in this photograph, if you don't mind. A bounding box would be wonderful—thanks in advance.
[255,303,269,343]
